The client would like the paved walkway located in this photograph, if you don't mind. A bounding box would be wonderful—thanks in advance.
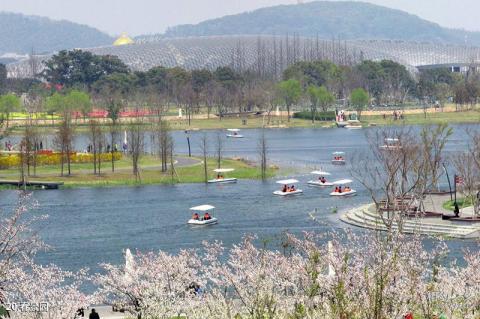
[87,306,126,319]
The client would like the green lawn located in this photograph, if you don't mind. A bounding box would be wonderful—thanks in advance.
[0,156,277,188]
[363,110,480,126]
[442,197,473,211]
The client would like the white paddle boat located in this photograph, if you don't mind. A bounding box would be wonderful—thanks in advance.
[208,168,238,184]
[187,205,218,226]
[330,179,357,197]
[380,138,402,151]
[274,179,303,196]
[332,152,346,165]
[308,171,334,187]
[226,129,244,138]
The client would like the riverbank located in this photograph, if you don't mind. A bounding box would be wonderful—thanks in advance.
[362,109,480,126]
[0,155,278,189]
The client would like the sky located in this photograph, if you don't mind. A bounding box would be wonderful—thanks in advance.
[0,0,478,36]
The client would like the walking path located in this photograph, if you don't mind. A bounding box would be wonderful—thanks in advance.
[88,306,126,319]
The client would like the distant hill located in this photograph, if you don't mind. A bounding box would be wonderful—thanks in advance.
[0,12,114,55]
[155,1,480,46]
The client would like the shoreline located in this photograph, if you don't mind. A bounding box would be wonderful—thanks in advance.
[4,109,480,135]
[0,156,279,190]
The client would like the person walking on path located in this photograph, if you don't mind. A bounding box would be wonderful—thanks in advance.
[454,202,460,217]
[89,308,100,319]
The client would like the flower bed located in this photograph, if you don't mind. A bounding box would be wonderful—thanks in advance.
[0,152,122,169]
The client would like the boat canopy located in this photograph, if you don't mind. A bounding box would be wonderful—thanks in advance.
[385,138,400,142]
[227,129,241,132]
[190,205,215,211]
[333,179,353,185]
[311,171,331,176]
[214,168,235,173]
[276,179,299,185]
[333,152,345,155]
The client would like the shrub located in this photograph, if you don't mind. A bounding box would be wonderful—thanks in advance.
[293,111,336,121]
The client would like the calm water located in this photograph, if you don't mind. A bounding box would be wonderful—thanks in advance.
[1,126,477,284]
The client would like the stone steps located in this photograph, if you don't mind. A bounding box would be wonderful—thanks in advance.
[341,205,480,239]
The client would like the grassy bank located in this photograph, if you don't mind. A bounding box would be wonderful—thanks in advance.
[0,155,277,189]
[363,110,480,126]
[442,197,473,211]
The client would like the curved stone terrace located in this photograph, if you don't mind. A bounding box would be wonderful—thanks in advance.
[341,194,480,239]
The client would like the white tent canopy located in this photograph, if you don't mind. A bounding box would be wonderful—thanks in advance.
[213,168,235,173]
[190,205,215,211]
[311,171,331,176]
[333,179,353,185]
[227,129,241,132]
[276,179,299,185]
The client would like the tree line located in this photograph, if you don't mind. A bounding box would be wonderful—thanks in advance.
[2,49,480,128]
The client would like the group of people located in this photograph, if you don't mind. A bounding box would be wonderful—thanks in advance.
[216,174,224,179]
[191,212,212,221]
[333,156,344,161]
[334,186,351,193]
[382,110,404,121]
[281,185,297,193]
[318,176,327,184]
[85,144,118,153]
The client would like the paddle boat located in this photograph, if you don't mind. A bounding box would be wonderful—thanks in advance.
[308,171,334,187]
[330,179,357,197]
[187,205,218,226]
[226,129,244,138]
[273,179,303,196]
[345,121,362,129]
[208,168,238,184]
[332,152,346,165]
[379,138,402,151]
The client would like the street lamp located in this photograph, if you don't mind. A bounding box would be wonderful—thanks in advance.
[185,130,191,157]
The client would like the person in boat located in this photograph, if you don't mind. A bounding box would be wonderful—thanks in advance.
[192,213,199,220]
[290,185,296,192]
[282,185,288,193]
[204,212,211,220]
[320,176,327,184]
[338,186,342,193]
[334,186,339,193]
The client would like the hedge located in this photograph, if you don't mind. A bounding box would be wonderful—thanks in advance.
[0,152,122,169]
[293,111,336,121]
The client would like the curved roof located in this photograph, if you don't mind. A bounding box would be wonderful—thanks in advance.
[7,35,480,78]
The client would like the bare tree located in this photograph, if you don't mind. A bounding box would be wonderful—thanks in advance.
[18,139,28,190]
[200,133,209,183]
[54,118,74,177]
[155,118,171,173]
[452,151,480,216]
[258,129,268,180]
[88,120,105,175]
[215,133,223,169]
[128,120,144,182]
[352,127,428,230]
[420,124,453,191]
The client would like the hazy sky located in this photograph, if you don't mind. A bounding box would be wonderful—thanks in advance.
[0,0,478,36]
